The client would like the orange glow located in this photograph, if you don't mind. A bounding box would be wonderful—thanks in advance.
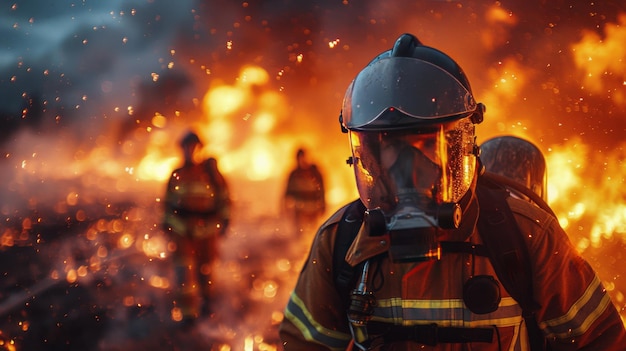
[151,112,167,128]
[204,85,247,117]
[149,275,170,289]
[1,229,15,247]
[544,137,626,253]
[245,138,276,181]
[118,233,134,249]
[66,191,78,206]
[171,307,183,322]
[481,59,529,134]
[66,269,77,283]
[485,6,516,24]
[572,14,626,94]
[142,235,168,258]
[77,265,88,277]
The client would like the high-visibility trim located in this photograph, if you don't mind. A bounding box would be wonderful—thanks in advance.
[370,297,524,328]
[284,292,351,350]
[540,276,612,339]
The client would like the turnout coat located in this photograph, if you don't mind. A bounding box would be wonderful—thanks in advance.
[279,193,626,350]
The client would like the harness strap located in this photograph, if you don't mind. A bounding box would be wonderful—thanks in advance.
[334,199,367,303]
[367,322,494,346]
[475,179,546,351]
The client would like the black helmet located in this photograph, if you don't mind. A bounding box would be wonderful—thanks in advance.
[180,131,202,147]
[340,33,484,131]
[339,33,485,217]
[480,135,547,200]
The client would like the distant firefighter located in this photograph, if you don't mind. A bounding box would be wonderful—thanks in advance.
[162,130,231,325]
[283,148,326,234]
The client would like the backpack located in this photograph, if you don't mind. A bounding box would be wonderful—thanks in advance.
[333,173,550,351]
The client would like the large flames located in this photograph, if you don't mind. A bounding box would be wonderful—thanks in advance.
[1,2,626,350]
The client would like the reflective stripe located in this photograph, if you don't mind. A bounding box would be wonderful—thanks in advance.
[540,276,612,338]
[284,292,351,350]
[371,297,524,328]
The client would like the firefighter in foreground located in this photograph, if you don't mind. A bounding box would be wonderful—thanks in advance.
[279,33,626,350]
[163,131,231,324]
[283,147,326,235]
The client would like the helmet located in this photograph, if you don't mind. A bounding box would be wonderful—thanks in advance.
[341,34,482,131]
[180,131,202,147]
[480,135,547,200]
[340,33,484,223]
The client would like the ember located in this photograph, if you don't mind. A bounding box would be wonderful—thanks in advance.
[1,1,625,350]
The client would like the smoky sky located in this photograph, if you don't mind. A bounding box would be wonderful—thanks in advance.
[1,0,626,155]
[0,0,195,143]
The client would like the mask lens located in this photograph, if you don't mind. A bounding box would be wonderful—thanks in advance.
[350,119,475,214]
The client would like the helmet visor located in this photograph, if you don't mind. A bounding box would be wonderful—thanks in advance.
[349,118,476,214]
[342,57,476,130]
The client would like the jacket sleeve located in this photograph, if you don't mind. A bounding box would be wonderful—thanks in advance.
[279,211,353,351]
[513,199,626,350]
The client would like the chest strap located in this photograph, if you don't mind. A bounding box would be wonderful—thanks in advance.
[368,322,494,346]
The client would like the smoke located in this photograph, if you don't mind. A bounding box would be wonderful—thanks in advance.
[2,0,194,121]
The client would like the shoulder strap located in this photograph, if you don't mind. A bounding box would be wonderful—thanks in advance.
[475,179,546,351]
[333,199,366,301]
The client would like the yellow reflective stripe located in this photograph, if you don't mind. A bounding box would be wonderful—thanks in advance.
[372,297,523,328]
[370,315,523,328]
[399,298,465,309]
[284,292,351,350]
[540,276,612,338]
[376,297,520,309]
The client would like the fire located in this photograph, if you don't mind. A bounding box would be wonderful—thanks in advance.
[245,140,276,181]
[545,138,626,249]
[2,3,626,350]
[572,14,626,95]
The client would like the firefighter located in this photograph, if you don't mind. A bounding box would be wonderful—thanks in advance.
[163,131,231,324]
[279,33,626,350]
[283,147,326,235]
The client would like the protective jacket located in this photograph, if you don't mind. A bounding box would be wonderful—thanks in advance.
[279,191,626,350]
[163,158,230,319]
[164,159,230,238]
[285,165,326,217]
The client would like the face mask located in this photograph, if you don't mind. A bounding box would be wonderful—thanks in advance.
[359,140,463,262]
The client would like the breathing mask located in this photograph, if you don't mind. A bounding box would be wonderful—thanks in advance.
[348,120,475,262]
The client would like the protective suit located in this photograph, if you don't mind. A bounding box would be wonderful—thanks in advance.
[163,132,231,322]
[284,148,326,234]
[279,33,625,350]
[280,192,624,350]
